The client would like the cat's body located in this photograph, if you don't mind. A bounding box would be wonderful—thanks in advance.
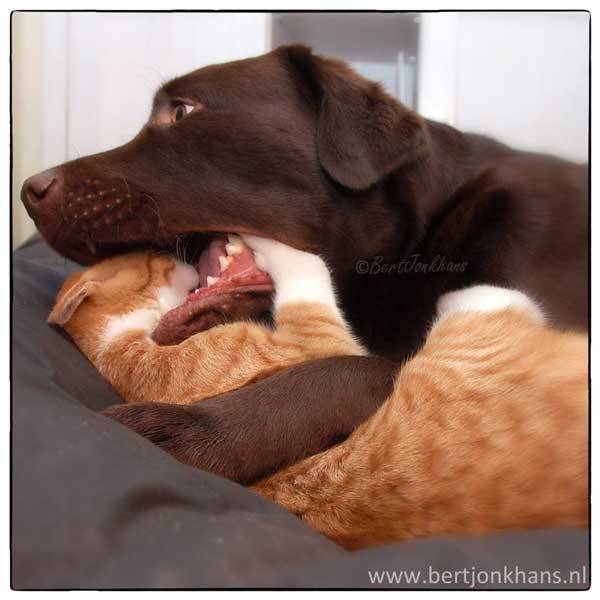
[50,238,588,550]
[254,289,588,549]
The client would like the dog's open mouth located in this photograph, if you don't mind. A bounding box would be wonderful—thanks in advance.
[189,233,273,300]
[152,233,274,346]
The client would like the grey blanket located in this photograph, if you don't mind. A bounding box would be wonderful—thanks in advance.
[11,238,589,589]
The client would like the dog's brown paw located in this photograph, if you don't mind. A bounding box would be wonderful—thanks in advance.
[102,402,224,468]
[104,402,191,437]
[102,402,261,483]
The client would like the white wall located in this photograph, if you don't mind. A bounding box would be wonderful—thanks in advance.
[12,13,46,249]
[419,12,589,162]
[66,13,271,158]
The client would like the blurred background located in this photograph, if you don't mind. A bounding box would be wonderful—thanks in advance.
[12,11,589,247]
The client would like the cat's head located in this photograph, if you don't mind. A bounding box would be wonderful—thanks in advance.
[50,235,276,348]
[48,253,199,340]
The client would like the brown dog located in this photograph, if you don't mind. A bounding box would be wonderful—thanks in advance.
[22,45,588,359]
[22,46,588,484]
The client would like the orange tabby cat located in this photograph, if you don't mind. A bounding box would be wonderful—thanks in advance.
[49,235,365,404]
[253,286,589,549]
[50,237,588,550]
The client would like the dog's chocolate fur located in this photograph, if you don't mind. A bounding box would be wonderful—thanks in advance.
[23,46,588,479]
[103,356,397,484]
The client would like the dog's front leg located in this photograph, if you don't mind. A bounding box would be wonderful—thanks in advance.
[102,355,397,484]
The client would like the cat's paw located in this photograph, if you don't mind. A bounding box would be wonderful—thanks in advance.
[436,285,545,323]
[241,235,321,281]
[241,235,339,313]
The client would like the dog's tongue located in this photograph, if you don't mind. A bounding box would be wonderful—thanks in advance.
[153,234,274,345]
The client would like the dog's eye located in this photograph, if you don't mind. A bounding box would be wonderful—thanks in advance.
[171,103,194,123]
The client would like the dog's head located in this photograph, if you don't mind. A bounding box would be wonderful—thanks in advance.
[22,45,427,263]
[23,46,429,337]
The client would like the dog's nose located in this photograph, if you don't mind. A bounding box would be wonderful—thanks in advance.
[22,168,59,203]
[21,168,62,212]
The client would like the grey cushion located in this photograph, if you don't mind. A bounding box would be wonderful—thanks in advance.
[11,237,589,589]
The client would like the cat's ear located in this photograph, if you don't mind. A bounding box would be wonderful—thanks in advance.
[48,273,97,326]
[281,45,428,191]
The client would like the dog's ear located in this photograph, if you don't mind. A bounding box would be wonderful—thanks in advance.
[282,45,428,190]
[48,272,97,326]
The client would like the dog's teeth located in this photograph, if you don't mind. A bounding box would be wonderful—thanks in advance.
[226,234,244,256]
[225,243,241,256]
[219,255,233,273]
[206,276,218,287]
[85,239,97,255]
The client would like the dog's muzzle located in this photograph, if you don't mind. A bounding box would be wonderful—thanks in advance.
[21,167,153,253]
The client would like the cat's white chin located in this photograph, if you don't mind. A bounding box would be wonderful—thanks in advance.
[101,307,162,347]
[436,285,546,324]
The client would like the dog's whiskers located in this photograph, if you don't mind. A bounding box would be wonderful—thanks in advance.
[183,235,193,264]
[175,235,184,262]
[141,192,164,238]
